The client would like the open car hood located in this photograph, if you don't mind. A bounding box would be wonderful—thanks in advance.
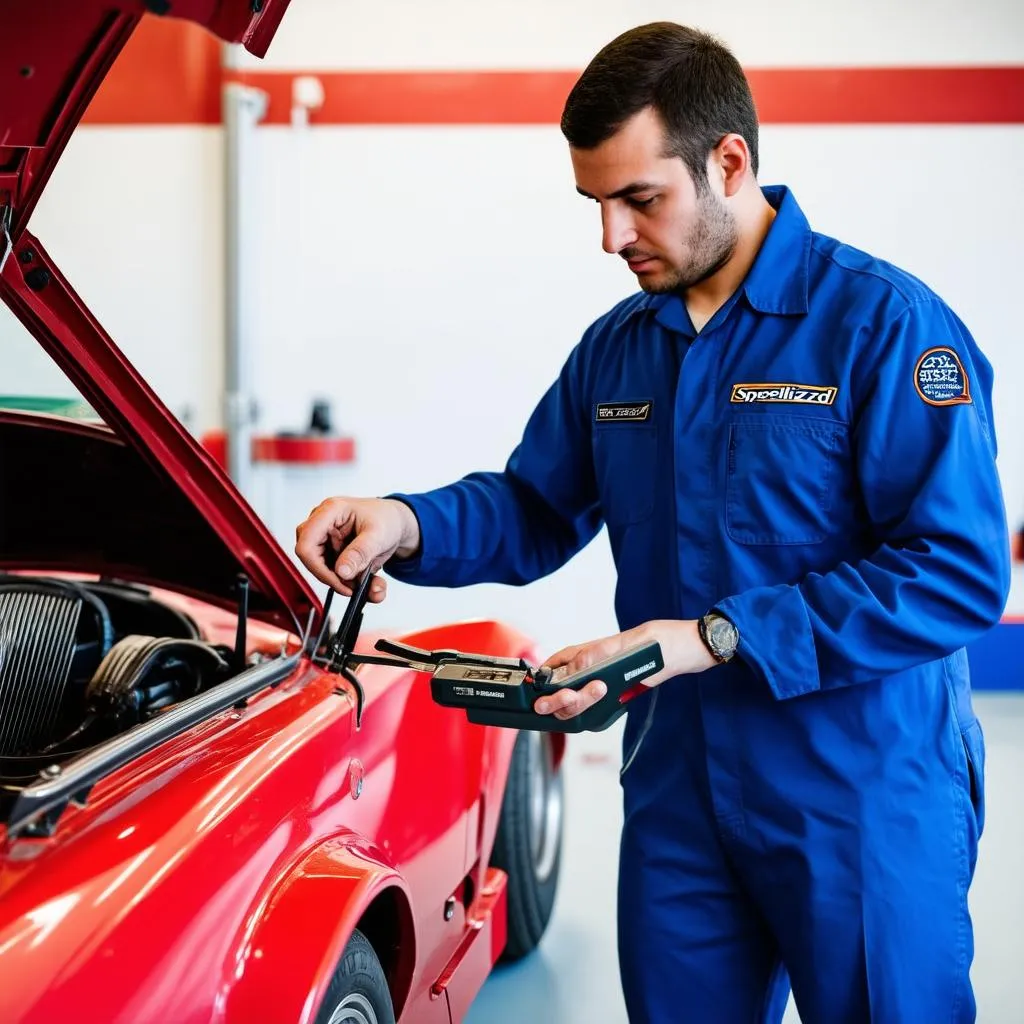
[0,0,319,633]
[1,1,290,227]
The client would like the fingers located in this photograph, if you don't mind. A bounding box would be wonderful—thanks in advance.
[295,501,354,588]
[534,679,608,720]
[332,532,388,582]
[534,629,643,719]
[542,643,587,671]
[300,550,350,593]
[543,635,620,677]
[295,552,388,602]
[295,499,399,596]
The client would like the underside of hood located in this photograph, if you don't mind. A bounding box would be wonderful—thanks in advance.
[0,411,291,624]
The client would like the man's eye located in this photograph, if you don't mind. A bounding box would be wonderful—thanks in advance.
[628,196,657,209]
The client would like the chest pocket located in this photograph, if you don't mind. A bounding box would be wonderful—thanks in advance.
[725,415,847,545]
[593,424,659,526]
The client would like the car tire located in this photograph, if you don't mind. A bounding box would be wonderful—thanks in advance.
[491,729,564,960]
[315,928,396,1024]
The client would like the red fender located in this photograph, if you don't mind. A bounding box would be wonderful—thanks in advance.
[221,831,416,1024]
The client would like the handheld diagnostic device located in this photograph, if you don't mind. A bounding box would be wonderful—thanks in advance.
[314,568,663,732]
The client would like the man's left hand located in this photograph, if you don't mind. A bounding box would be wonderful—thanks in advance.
[533,619,718,722]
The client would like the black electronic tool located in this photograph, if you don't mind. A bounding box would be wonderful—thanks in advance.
[315,568,663,733]
[429,639,664,732]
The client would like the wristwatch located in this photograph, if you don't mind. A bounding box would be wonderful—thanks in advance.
[698,611,739,663]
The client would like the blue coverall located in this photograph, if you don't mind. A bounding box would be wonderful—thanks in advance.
[388,186,1010,1022]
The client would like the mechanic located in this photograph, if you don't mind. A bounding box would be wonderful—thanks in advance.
[295,22,1009,1024]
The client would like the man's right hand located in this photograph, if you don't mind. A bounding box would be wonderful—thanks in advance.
[294,496,421,600]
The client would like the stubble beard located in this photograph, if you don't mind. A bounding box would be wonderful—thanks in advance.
[635,188,739,295]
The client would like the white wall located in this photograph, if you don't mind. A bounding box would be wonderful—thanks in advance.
[6,130,225,437]
[5,0,1024,657]
[248,0,1024,68]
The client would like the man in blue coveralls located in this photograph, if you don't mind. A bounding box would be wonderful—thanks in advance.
[295,22,1009,1023]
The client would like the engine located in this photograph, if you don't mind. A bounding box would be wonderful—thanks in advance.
[0,575,234,771]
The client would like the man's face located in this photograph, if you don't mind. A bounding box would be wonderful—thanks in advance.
[570,107,737,293]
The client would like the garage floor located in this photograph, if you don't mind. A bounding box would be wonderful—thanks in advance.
[466,694,1024,1024]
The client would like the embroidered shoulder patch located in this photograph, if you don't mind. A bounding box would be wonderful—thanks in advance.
[914,347,972,406]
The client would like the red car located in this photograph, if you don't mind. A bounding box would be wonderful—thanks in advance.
[0,4,565,1022]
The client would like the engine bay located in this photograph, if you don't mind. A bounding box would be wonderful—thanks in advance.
[0,574,239,803]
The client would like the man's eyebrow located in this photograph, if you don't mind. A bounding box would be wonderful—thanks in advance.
[576,181,661,200]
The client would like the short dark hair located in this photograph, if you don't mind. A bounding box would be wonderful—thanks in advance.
[560,22,759,184]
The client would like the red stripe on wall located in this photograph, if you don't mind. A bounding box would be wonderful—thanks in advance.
[748,66,1024,124]
[83,20,1024,125]
[225,70,583,126]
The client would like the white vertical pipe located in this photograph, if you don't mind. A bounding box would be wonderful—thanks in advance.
[222,46,267,496]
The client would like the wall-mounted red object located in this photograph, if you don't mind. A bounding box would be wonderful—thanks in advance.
[200,429,228,471]
[252,435,356,464]
[200,430,356,470]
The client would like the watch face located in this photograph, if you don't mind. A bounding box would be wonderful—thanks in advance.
[709,617,738,655]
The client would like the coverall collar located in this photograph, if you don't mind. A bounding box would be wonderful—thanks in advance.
[742,184,811,316]
[627,183,812,335]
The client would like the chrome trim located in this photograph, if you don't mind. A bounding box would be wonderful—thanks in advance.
[7,652,301,836]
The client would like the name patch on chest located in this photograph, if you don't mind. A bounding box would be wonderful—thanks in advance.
[595,401,653,423]
[730,383,838,406]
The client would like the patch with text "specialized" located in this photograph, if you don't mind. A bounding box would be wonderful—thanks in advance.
[595,401,653,423]
[730,383,838,406]
[914,347,972,406]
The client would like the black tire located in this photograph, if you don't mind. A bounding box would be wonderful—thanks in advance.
[490,729,564,960]
[314,928,396,1024]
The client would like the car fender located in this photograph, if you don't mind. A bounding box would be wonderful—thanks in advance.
[221,829,416,1024]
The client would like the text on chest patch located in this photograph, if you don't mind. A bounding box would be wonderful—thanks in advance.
[730,383,838,406]
[595,401,653,423]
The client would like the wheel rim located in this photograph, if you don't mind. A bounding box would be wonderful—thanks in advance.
[327,993,378,1024]
[527,730,563,883]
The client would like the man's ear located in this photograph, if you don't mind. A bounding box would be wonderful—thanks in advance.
[711,134,751,198]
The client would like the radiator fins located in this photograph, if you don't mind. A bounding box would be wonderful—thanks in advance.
[0,591,82,756]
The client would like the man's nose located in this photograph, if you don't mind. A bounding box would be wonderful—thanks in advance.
[601,206,638,255]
